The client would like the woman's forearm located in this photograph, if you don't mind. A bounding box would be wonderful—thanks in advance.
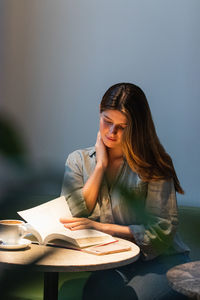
[95,222,135,242]
[82,163,105,213]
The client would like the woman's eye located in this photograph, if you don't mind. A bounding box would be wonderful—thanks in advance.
[118,126,126,131]
[104,119,112,125]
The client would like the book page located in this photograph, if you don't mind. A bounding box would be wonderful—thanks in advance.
[18,196,72,242]
[44,228,115,247]
[18,196,115,247]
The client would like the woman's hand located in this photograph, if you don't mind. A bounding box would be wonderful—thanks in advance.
[59,218,135,241]
[81,132,107,213]
[95,131,108,170]
[60,217,102,231]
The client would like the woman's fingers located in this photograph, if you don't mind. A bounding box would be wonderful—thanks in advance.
[69,225,89,230]
[64,223,89,230]
[64,220,87,228]
[60,217,84,224]
[95,132,108,170]
[60,217,97,230]
[61,218,92,230]
[96,131,101,141]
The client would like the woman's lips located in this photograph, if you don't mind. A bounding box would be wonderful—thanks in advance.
[106,136,117,141]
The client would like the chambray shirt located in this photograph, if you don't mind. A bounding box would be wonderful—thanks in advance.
[61,147,190,260]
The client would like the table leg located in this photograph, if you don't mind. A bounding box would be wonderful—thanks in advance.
[44,272,59,300]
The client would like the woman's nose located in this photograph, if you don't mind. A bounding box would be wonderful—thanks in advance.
[109,125,117,134]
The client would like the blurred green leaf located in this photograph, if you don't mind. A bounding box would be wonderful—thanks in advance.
[0,115,27,167]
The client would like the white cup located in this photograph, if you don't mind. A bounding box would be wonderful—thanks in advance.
[0,219,28,245]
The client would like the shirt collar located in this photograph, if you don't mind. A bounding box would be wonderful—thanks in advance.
[89,147,96,157]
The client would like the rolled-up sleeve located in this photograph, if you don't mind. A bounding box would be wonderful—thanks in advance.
[60,152,90,217]
[129,179,178,260]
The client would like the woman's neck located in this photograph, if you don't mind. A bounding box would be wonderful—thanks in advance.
[107,147,124,162]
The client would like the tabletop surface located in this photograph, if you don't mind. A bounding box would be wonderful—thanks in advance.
[167,261,200,299]
[0,238,140,272]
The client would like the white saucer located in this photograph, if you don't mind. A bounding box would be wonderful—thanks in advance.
[0,238,31,250]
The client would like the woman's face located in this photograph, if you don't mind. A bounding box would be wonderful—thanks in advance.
[99,110,128,148]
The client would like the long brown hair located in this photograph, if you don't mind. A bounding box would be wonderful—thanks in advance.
[100,83,184,194]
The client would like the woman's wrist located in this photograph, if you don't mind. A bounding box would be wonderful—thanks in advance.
[96,161,107,172]
[93,222,113,234]
[93,222,135,241]
[93,220,107,232]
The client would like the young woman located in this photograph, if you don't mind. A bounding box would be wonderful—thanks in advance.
[60,83,190,300]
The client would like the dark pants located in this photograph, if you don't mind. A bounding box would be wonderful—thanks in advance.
[82,253,190,300]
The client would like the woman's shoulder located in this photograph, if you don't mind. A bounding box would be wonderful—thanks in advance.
[68,146,95,157]
[66,146,96,163]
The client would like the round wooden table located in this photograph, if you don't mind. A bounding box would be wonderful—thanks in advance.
[0,239,140,300]
[167,261,200,300]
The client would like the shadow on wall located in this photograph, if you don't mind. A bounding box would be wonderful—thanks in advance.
[0,113,63,219]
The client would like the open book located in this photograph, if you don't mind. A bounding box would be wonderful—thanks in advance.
[18,196,117,249]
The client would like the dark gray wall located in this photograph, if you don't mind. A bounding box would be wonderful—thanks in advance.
[1,0,200,206]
